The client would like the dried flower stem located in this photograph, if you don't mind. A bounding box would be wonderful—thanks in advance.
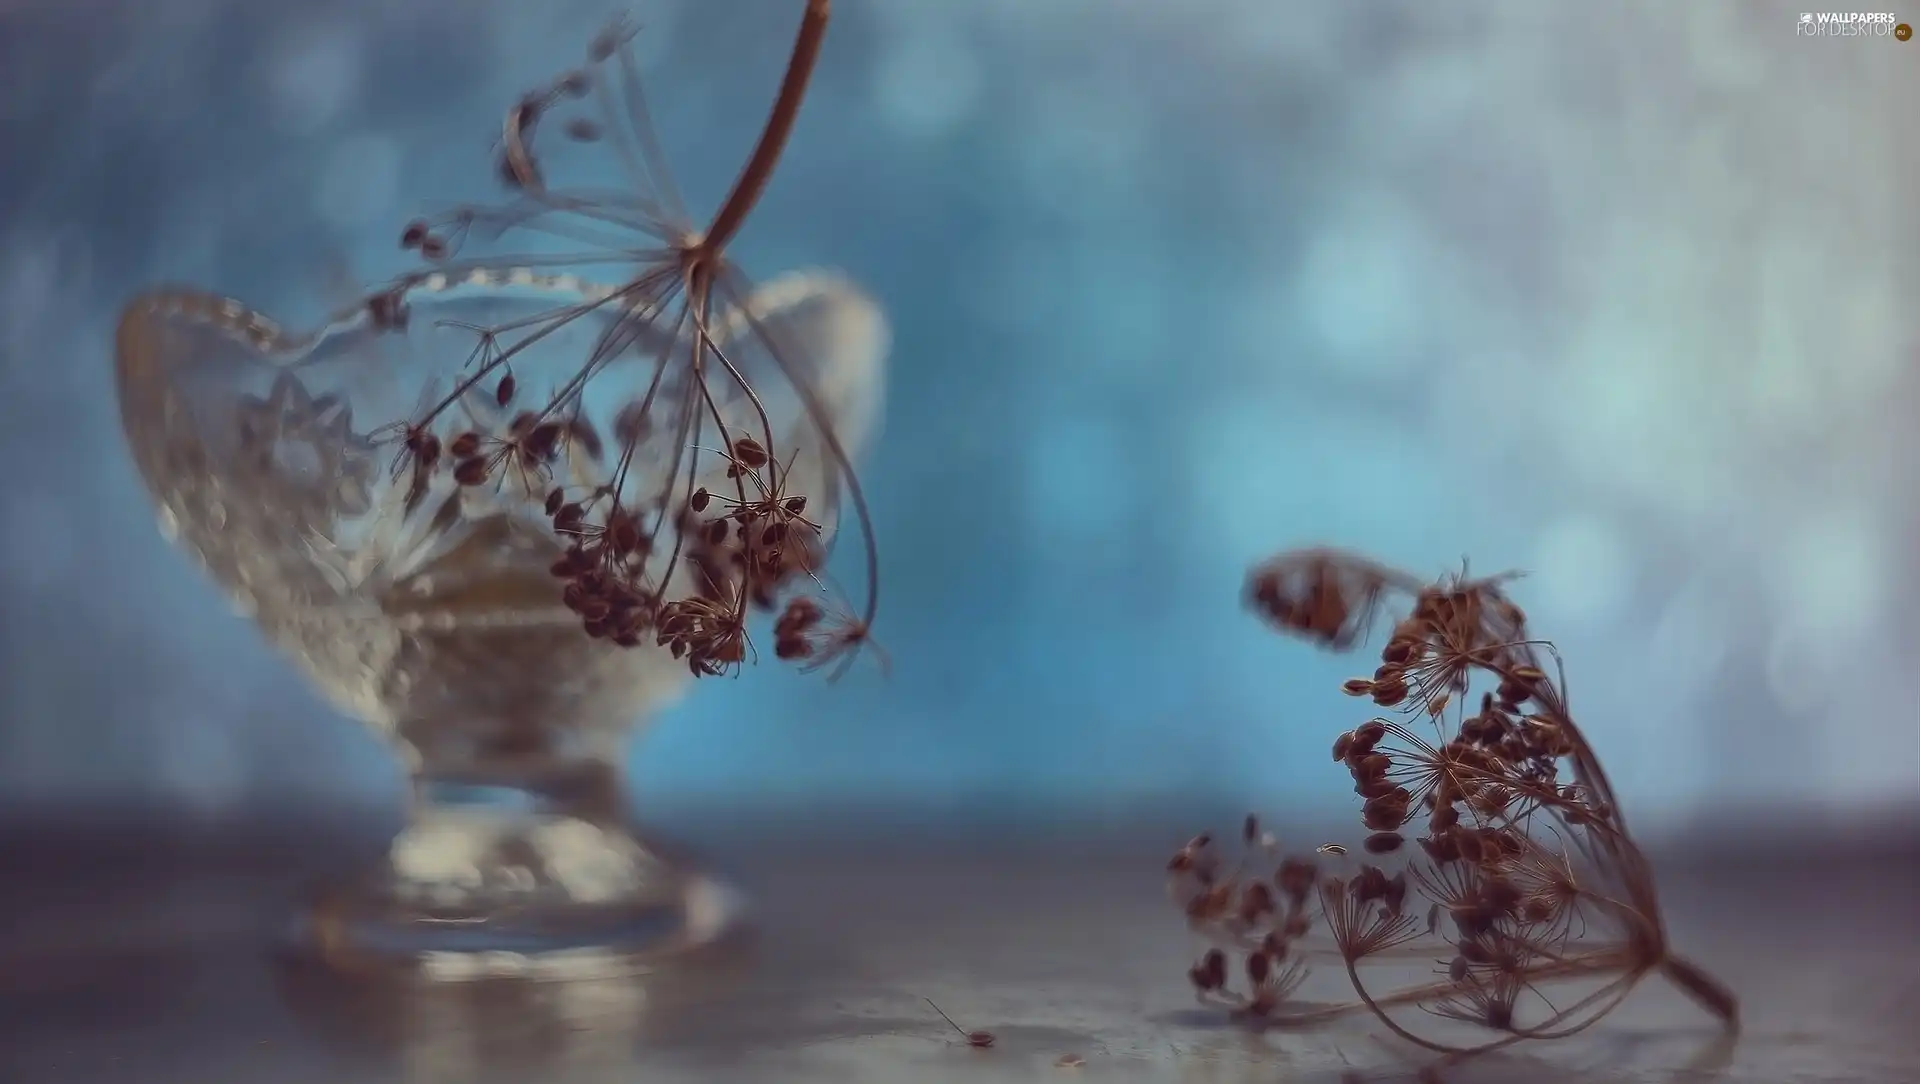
[361,2,883,682]
[701,0,830,258]
[1173,547,1738,1074]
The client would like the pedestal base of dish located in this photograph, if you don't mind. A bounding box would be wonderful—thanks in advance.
[291,792,745,981]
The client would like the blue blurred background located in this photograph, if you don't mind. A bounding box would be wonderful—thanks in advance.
[0,0,1914,834]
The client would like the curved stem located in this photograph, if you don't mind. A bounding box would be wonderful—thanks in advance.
[1660,953,1741,1031]
[700,0,830,259]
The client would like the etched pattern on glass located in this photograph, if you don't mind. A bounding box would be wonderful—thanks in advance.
[116,270,887,776]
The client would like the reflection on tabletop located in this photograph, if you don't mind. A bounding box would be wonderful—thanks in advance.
[0,812,1913,1084]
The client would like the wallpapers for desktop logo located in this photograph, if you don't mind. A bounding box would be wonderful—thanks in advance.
[1795,11,1908,36]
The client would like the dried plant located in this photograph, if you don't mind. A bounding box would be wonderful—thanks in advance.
[1171,547,1739,1073]
[363,1,881,681]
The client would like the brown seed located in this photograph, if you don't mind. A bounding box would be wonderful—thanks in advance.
[1202,948,1227,983]
[1371,679,1409,706]
[566,417,605,461]
[732,436,769,468]
[690,487,711,513]
[778,595,824,633]
[1355,775,1398,801]
[1383,872,1407,915]
[608,512,641,555]
[453,457,490,485]
[1420,832,1461,864]
[450,432,482,458]
[1332,732,1355,761]
[1364,831,1405,854]
[526,423,563,461]
[925,997,996,1050]
[1238,880,1275,919]
[1276,857,1317,902]
[1363,793,1410,832]
[495,373,516,407]
[1352,864,1389,902]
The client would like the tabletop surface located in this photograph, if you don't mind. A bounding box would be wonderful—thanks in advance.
[0,807,1914,1084]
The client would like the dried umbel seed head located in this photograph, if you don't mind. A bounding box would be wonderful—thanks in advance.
[1177,545,1741,1073]
[1245,549,1415,650]
[1171,826,1322,1021]
[363,2,885,686]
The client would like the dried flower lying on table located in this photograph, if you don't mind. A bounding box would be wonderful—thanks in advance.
[1171,547,1739,1073]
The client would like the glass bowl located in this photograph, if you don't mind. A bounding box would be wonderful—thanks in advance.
[113,265,887,977]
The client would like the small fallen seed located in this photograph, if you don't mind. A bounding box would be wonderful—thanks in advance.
[925,998,995,1049]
